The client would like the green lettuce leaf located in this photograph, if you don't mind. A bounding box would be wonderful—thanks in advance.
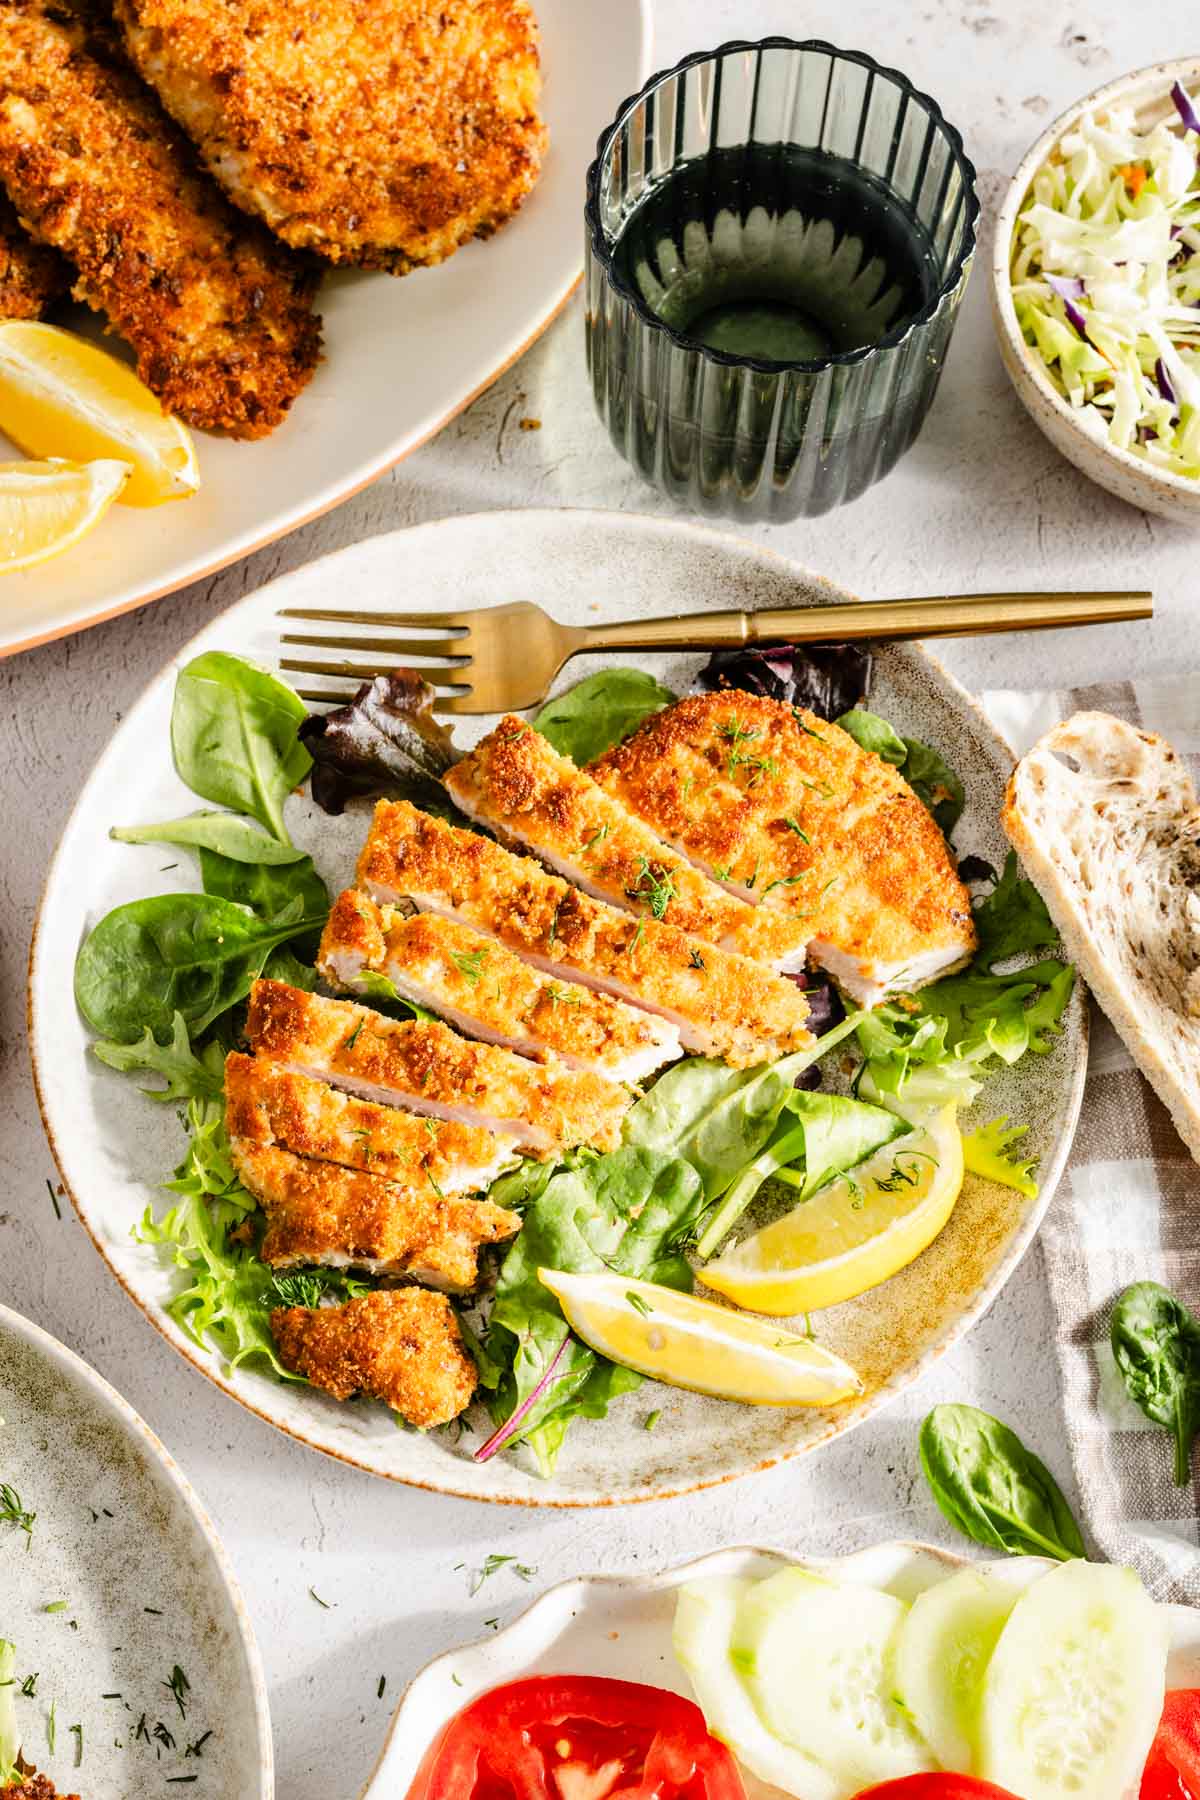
[92,1011,225,1103]
[961,1117,1040,1199]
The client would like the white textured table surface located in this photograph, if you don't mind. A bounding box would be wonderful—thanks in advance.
[1,2,1193,1793]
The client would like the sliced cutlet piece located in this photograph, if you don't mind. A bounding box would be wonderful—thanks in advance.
[589,692,976,1007]
[244,979,628,1154]
[354,801,813,1069]
[224,1051,516,1193]
[271,1288,476,1428]
[444,715,809,970]
[318,890,681,1083]
[232,1137,518,1289]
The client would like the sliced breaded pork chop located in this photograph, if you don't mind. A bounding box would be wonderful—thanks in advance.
[245,979,629,1155]
[271,1288,476,1428]
[232,1137,518,1288]
[590,691,976,1007]
[224,1051,516,1192]
[318,890,682,1083]
[444,715,809,970]
[355,800,814,1069]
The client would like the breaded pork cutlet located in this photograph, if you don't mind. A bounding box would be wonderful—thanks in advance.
[113,0,546,273]
[271,1288,476,1428]
[590,692,976,1007]
[231,1137,519,1288]
[319,891,682,1083]
[0,0,321,436]
[355,800,814,1069]
[245,979,629,1155]
[0,191,64,317]
[445,716,810,970]
[224,1051,517,1192]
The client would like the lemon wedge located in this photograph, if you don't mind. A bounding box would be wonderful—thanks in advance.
[0,322,198,506]
[536,1269,863,1406]
[699,1104,964,1316]
[0,459,129,573]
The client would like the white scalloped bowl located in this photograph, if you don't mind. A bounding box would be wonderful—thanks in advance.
[363,1541,1200,1798]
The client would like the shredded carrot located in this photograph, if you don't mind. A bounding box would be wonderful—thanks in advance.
[1117,162,1148,198]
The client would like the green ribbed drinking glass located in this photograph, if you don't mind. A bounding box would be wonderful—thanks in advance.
[585,38,979,519]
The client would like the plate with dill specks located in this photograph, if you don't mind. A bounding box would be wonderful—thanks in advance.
[0,1304,270,1799]
[29,509,1087,1507]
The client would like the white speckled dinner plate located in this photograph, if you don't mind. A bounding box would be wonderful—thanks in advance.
[28,509,1087,1505]
[0,0,650,658]
[364,1541,1200,1799]
[0,1304,271,1799]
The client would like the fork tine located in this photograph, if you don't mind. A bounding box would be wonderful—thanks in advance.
[279,655,469,688]
[294,686,476,710]
[280,632,470,659]
[277,606,469,631]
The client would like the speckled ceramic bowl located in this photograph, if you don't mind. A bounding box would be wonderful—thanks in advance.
[363,1541,1200,1799]
[992,56,1200,524]
[0,1304,271,1800]
[29,509,1087,1506]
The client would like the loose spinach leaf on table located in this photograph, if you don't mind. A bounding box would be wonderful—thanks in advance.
[1111,1280,1200,1486]
[483,1146,705,1475]
[74,892,327,1043]
[110,812,307,864]
[534,670,675,766]
[919,1403,1084,1560]
[171,651,311,844]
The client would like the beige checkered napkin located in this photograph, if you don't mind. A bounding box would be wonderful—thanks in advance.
[983,677,1200,1602]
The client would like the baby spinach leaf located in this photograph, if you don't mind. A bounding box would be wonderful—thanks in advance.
[74,893,326,1044]
[901,737,965,837]
[484,1147,705,1472]
[919,1403,1084,1560]
[535,669,675,766]
[1111,1280,1200,1486]
[111,812,306,864]
[171,652,311,844]
[834,707,907,765]
[91,1011,225,1102]
[198,844,328,931]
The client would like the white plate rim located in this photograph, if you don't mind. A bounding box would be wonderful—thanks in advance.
[0,1299,274,1798]
[362,1538,1200,1798]
[26,505,1089,1507]
[0,2,653,661]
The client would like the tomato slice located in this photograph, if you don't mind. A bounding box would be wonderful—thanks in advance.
[854,1779,1023,1800]
[408,1675,746,1800]
[1145,1692,1200,1800]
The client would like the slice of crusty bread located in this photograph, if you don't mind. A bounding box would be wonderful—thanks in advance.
[1002,710,1200,1162]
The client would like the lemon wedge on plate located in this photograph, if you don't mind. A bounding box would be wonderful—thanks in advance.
[0,322,198,506]
[536,1269,862,1406]
[0,459,129,573]
[699,1104,964,1317]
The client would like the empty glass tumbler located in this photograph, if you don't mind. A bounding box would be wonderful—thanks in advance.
[585,39,979,520]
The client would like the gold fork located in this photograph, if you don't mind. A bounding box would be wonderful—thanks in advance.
[278,589,1153,714]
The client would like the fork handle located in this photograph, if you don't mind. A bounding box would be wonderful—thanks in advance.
[579,590,1152,650]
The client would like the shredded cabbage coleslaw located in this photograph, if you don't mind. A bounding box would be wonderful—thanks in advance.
[1012,80,1200,476]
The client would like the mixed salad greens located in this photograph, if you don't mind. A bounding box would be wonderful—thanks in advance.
[75,641,1076,1473]
[1012,79,1200,475]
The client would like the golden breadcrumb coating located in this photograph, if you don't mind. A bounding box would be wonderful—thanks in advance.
[112,0,547,272]
[0,0,321,436]
[445,716,810,969]
[590,692,976,1002]
[356,800,814,1069]
[271,1287,476,1426]
[318,889,681,1083]
[224,1050,515,1193]
[231,1135,518,1288]
[244,978,629,1154]
[8,1766,81,1800]
[0,190,65,316]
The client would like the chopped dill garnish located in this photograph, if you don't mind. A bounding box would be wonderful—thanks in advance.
[377,1675,386,1699]
[266,1269,359,1310]
[163,1665,190,1720]
[625,855,677,921]
[781,816,811,843]
[798,775,834,798]
[761,874,806,897]
[143,1607,163,1616]
[792,712,828,742]
[134,1714,150,1744]
[626,1291,653,1318]
[461,1553,537,1596]
[21,1674,38,1698]
[582,825,610,854]
[0,1483,35,1542]
[344,1017,366,1051]
[45,1179,61,1221]
[69,1721,83,1767]
[154,1720,177,1752]
[688,948,706,970]
[450,947,489,988]
[644,1410,662,1432]
[545,984,582,1009]
[308,1587,331,1610]
[185,1731,212,1758]
[47,1698,56,1754]
[43,1601,67,1614]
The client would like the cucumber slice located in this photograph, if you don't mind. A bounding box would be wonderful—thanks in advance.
[892,1567,1018,1771]
[730,1568,935,1791]
[673,1578,839,1800]
[980,1561,1168,1800]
